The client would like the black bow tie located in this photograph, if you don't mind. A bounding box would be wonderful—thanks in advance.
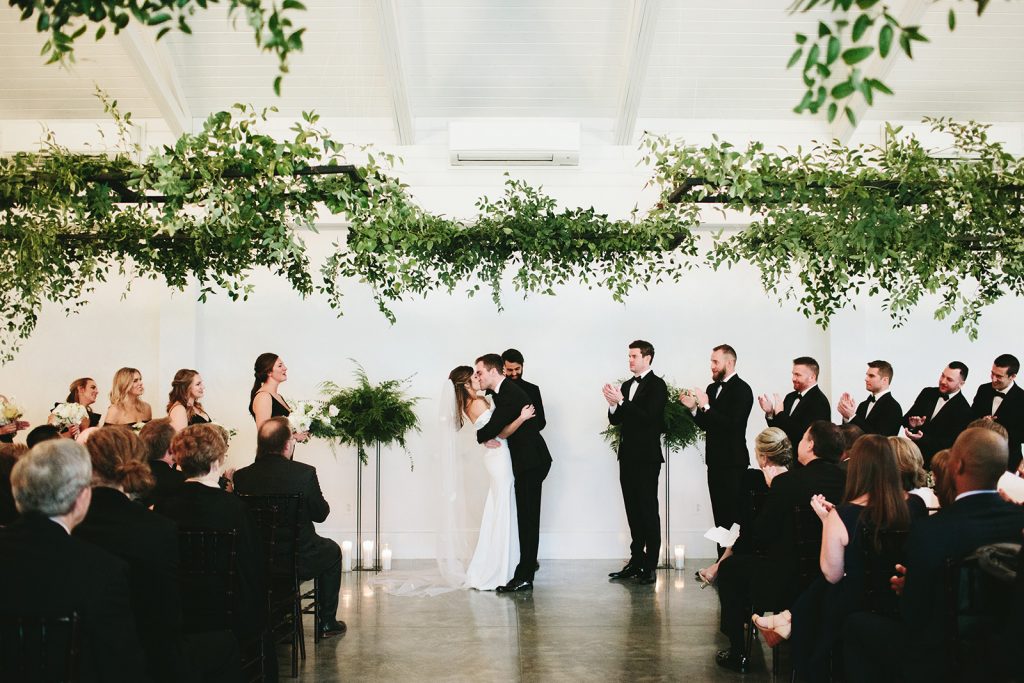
[939,394,949,402]
[867,395,876,404]
[994,390,1007,397]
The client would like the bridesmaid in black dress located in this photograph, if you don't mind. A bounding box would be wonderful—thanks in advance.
[167,369,212,431]
[0,393,29,443]
[249,352,308,441]
[49,377,101,436]
[103,367,154,426]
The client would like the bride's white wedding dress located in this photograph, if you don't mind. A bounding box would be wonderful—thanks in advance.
[464,407,519,590]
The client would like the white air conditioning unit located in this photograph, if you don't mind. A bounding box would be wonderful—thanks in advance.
[449,119,580,167]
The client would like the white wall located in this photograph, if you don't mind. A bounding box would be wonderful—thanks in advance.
[2,119,1022,561]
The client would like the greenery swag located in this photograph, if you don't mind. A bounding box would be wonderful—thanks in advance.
[600,381,703,454]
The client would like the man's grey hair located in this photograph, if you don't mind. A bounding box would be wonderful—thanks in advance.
[11,439,92,516]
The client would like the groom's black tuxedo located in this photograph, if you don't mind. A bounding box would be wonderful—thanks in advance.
[477,378,552,582]
[694,375,753,530]
[510,377,546,431]
[609,371,668,571]
[972,382,1024,471]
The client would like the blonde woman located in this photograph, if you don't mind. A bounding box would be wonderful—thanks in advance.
[166,369,211,431]
[103,368,153,426]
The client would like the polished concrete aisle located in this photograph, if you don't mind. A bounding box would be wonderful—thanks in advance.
[290,559,775,682]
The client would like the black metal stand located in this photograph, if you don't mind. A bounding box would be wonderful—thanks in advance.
[353,442,382,572]
[658,442,672,569]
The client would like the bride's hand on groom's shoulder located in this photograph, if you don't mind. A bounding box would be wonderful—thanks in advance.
[520,404,535,420]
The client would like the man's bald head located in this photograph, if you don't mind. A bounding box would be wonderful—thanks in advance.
[950,427,1009,493]
[256,417,293,459]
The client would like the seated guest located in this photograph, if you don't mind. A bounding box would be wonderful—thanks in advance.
[139,418,185,507]
[103,368,154,426]
[233,417,346,638]
[837,360,904,436]
[154,425,268,673]
[902,362,973,468]
[696,427,792,586]
[755,435,912,682]
[888,437,935,513]
[0,442,28,524]
[837,423,864,470]
[49,377,102,436]
[928,449,956,509]
[73,426,187,682]
[167,369,212,431]
[971,353,1023,472]
[844,427,1024,683]
[0,439,147,680]
[967,415,1009,440]
[25,424,61,449]
[714,420,846,673]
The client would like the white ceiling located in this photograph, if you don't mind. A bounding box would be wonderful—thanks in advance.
[0,0,1022,141]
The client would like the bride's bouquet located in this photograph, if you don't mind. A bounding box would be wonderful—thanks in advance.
[51,402,88,429]
[0,397,24,426]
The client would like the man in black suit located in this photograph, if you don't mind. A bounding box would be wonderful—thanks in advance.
[475,353,553,593]
[234,417,346,638]
[759,356,831,462]
[603,340,668,586]
[714,420,846,673]
[837,359,903,436]
[972,353,1023,472]
[680,344,753,555]
[502,348,547,432]
[843,427,1024,682]
[0,439,147,682]
[903,361,973,468]
[139,418,185,507]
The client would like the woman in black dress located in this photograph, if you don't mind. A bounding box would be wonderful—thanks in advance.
[167,369,211,431]
[0,393,29,444]
[103,367,154,427]
[249,352,307,441]
[49,377,101,436]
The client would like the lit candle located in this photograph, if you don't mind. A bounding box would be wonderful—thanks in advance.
[381,544,393,572]
[674,544,685,570]
[363,540,374,569]
[341,541,352,572]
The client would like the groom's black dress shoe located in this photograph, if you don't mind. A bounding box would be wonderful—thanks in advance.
[608,564,642,580]
[633,569,657,585]
[496,578,533,593]
[715,649,750,674]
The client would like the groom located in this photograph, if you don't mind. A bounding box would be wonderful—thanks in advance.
[474,353,552,592]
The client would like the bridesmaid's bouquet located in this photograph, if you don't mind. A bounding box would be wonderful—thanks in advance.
[0,397,24,426]
[210,423,239,444]
[51,402,88,429]
[288,400,327,434]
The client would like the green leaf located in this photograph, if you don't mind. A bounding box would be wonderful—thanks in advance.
[831,80,856,99]
[841,46,873,65]
[795,33,807,45]
[868,78,893,95]
[818,21,831,38]
[282,0,306,10]
[879,24,893,58]
[852,13,872,42]
[827,102,838,122]
[804,43,820,72]
[844,105,856,126]
[826,36,840,65]
[148,12,172,25]
[948,8,956,30]
[95,25,106,40]
[787,47,804,69]
[273,75,283,96]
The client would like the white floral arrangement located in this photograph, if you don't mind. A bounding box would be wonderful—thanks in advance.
[130,422,147,433]
[0,397,24,426]
[287,400,324,434]
[51,402,88,429]
[210,423,239,443]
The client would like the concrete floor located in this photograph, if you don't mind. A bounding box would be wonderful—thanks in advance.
[285,559,776,682]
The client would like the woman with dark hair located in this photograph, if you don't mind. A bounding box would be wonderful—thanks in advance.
[49,377,101,436]
[248,353,306,443]
[103,368,154,426]
[753,435,911,681]
[167,369,211,431]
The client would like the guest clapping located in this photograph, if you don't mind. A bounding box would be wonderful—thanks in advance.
[103,368,153,426]
[49,377,101,436]
[167,369,211,431]
[249,352,307,441]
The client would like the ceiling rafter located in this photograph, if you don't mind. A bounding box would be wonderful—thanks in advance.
[614,0,661,146]
[117,24,191,137]
[375,0,414,145]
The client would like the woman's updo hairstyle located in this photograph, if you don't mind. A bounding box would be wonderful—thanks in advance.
[250,353,280,401]
[754,427,793,468]
[84,426,155,495]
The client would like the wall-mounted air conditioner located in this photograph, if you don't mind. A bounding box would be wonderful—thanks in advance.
[449,119,580,167]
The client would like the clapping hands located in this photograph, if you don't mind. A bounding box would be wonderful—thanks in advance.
[837,392,857,421]
[602,383,623,407]
[758,393,783,416]
[810,494,835,521]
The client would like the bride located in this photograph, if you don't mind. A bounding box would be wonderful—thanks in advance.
[442,365,534,590]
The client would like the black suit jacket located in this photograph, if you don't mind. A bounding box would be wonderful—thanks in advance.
[510,378,546,432]
[154,482,266,636]
[139,459,186,508]
[903,388,973,466]
[694,375,753,469]
[766,385,831,455]
[74,487,184,683]
[234,454,335,574]
[900,493,1024,678]
[848,391,904,436]
[477,378,552,475]
[608,372,668,464]
[0,514,148,682]
[972,382,1024,471]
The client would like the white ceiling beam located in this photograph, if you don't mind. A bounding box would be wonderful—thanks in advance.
[832,0,929,143]
[375,0,414,145]
[117,24,191,137]
[614,0,661,146]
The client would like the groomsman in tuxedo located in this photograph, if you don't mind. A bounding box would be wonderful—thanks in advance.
[604,340,668,586]
[972,353,1023,472]
[475,353,552,593]
[502,348,546,432]
[837,360,903,436]
[759,356,831,461]
[903,361,973,468]
[679,344,753,555]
